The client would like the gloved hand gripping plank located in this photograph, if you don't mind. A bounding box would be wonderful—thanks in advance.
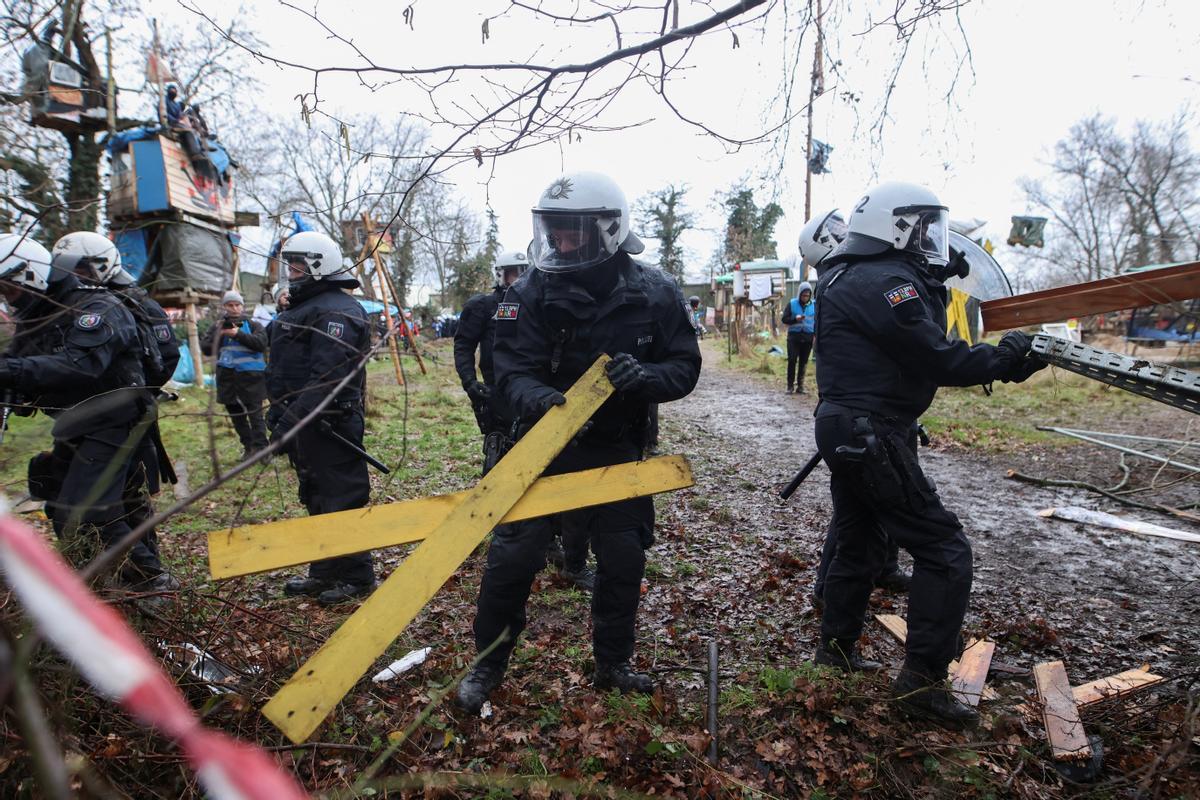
[208,455,694,579]
[262,356,615,743]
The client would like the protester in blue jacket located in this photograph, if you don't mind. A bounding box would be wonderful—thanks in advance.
[201,290,269,458]
[781,281,815,394]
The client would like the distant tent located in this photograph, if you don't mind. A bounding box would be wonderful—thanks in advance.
[1008,216,1047,248]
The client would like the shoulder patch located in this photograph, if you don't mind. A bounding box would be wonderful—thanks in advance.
[326,321,345,339]
[76,313,103,330]
[496,302,519,321]
[154,323,173,342]
[884,283,920,308]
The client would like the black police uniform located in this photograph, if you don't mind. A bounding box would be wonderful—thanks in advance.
[813,249,1022,682]
[114,284,182,563]
[0,274,161,581]
[455,286,592,577]
[267,280,374,589]
[472,253,701,674]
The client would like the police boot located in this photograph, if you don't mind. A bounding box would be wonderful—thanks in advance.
[785,384,794,395]
[142,573,181,592]
[545,538,566,571]
[796,381,807,395]
[560,564,596,592]
[456,661,506,714]
[892,665,980,729]
[283,576,335,598]
[316,581,375,607]
[813,638,884,672]
[594,662,655,694]
[875,569,912,593]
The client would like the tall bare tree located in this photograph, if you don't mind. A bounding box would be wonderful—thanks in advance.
[1018,112,1200,286]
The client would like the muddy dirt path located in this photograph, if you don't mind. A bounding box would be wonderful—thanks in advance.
[657,352,1200,681]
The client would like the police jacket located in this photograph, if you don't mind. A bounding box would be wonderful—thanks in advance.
[0,275,146,434]
[454,287,502,388]
[117,286,180,390]
[267,280,370,429]
[814,251,1010,423]
[493,254,702,440]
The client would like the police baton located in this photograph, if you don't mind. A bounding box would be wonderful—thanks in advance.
[779,450,823,501]
[318,420,391,474]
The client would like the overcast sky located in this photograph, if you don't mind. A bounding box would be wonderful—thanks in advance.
[159,0,1199,294]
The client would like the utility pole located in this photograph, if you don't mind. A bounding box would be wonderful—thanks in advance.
[803,0,825,222]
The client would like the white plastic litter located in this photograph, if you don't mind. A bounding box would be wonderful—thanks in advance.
[371,646,432,683]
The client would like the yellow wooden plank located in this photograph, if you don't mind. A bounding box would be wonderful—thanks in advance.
[950,640,995,707]
[208,455,694,579]
[1034,660,1093,761]
[263,357,615,743]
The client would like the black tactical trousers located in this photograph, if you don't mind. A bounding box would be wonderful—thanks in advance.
[291,410,374,586]
[812,519,900,600]
[786,331,813,388]
[815,409,971,680]
[227,398,268,452]
[47,426,163,580]
[473,439,652,668]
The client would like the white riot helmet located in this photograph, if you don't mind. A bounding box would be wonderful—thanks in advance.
[530,171,644,273]
[839,181,950,267]
[0,233,53,292]
[493,249,529,287]
[51,231,122,284]
[798,209,847,270]
[279,231,349,284]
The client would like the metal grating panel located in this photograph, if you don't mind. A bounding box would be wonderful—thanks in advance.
[1031,335,1200,415]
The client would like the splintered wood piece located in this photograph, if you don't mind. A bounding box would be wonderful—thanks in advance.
[262,357,615,743]
[951,640,996,707]
[208,456,695,579]
[1073,668,1166,707]
[875,614,908,643]
[1034,660,1093,761]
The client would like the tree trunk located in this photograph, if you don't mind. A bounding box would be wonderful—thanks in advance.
[64,131,101,233]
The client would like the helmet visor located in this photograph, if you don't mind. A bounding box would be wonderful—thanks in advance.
[530,210,621,272]
[897,206,949,265]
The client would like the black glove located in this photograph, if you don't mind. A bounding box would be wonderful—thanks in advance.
[535,391,566,415]
[996,331,1033,362]
[1001,356,1047,384]
[605,353,647,393]
[221,316,237,330]
[465,380,491,404]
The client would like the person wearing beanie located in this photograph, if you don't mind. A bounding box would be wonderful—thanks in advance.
[201,288,269,458]
[781,281,816,394]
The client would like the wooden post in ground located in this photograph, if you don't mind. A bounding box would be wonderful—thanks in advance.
[358,214,404,386]
[364,217,432,376]
[184,298,204,385]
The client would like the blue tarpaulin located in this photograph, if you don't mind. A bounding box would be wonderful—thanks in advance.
[357,298,399,316]
[171,341,195,385]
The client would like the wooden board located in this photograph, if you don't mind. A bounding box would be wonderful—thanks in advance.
[1033,660,1093,761]
[1038,506,1200,544]
[950,640,995,707]
[874,615,998,701]
[981,261,1200,332]
[262,358,616,743]
[1073,668,1165,707]
[208,455,695,579]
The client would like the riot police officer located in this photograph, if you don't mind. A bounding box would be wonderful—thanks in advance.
[454,249,529,471]
[456,171,702,714]
[811,182,1043,727]
[50,231,181,579]
[794,211,911,604]
[267,231,375,606]
[0,233,172,589]
[455,249,595,590]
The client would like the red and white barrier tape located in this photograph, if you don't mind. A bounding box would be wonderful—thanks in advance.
[0,510,308,800]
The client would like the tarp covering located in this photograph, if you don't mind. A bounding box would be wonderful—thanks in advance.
[105,126,160,155]
[151,223,233,294]
[114,228,150,281]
